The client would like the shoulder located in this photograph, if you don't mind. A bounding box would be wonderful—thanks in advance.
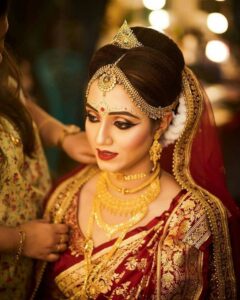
[45,164,99,221]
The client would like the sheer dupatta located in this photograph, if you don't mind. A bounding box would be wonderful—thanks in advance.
[162,67,239,299]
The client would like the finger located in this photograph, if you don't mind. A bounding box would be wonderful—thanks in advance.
[54,224,69,234]
[58,233,69,244]
[53,243,68,253]
[46,253,60,262]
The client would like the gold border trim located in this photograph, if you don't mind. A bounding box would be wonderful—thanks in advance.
[173,67,236,299]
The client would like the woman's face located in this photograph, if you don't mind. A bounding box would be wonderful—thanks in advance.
[85,81,156,174]
[0,15,8,64]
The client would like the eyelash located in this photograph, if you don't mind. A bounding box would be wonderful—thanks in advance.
[86,112,136,130]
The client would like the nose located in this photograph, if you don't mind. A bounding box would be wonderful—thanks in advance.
[95,121,112,146]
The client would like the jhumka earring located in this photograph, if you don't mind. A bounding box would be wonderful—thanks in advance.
[149,130,162,171]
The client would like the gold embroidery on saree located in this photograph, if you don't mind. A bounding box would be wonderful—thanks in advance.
[172,67,236,299]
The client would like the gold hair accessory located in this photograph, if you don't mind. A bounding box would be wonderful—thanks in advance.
[149,130,162,171]
[112,20,143,49]
[86,62,178,119]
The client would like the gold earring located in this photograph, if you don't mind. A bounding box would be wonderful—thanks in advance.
[149,130,162,171]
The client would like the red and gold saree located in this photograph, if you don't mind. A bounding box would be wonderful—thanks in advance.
[31,68,239,299]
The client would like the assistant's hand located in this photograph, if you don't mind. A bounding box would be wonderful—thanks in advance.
[61,131,96,164]
[20,220,69,262]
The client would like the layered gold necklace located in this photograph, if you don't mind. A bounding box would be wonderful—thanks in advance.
[81,167,161,298]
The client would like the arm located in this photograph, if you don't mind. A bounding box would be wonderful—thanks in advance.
[0,221,69,262]
[25,99,96,164]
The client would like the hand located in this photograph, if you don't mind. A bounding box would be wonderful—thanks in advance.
[61,131,96,164]
[20,220,69,262]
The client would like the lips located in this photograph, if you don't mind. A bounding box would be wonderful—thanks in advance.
[97,149,118,161]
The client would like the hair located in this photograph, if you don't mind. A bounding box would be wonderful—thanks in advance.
[0,0,35,156]
[0,0,10,17]
[88,27,185,110]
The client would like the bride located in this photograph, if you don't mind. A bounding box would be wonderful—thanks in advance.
[33,22,239,299]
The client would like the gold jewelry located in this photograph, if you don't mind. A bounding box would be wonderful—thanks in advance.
[56,243,61,252]
[86,20,178,119]
[59,234,65,244]
[111,20,143,49]
[149,130,162,171]
[80,164,160,298]
[86,63,178,120]
[57,124,81,148]
[105,165,160,194]
[113,172,146,181]
[15,229,26,262]
[97,169,160,217]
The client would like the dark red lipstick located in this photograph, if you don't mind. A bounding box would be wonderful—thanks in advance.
[97,149,118,161]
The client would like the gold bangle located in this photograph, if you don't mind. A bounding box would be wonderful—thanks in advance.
[15,230,26,262]
[58,124,81,148]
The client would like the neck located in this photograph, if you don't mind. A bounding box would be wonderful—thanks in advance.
[105,163,159,195]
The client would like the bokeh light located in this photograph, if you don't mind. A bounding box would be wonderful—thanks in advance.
[143,0,166,11]
[205,40,230,63]
[148,9,170,31]
[207,13,228,34]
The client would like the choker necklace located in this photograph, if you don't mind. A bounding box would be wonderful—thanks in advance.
[98,168,160,217]
[105,165,160,194]
[113,172,146,181]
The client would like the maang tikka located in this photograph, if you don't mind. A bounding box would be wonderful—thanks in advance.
[149,130,162,171]
[85,21,179,120]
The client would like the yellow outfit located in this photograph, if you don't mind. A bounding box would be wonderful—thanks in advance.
[0,116,51,300]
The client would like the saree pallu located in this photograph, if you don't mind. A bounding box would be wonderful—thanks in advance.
[37,165,214,300]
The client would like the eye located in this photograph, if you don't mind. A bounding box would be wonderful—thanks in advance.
[86,112,99,123]
[114,121,136,130]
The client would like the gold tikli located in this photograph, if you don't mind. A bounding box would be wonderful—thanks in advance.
[85,21,178,120]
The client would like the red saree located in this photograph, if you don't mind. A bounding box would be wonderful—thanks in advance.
[31,67,238,299]
[37,165,212,299]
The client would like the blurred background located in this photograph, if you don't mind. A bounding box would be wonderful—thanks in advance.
[6,0,240,203]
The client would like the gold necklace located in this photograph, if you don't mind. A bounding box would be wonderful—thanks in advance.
[105,165,160,194]
[98,173,160,216]
[81,170,161,298]
[82,206,129,299]
[113,172,147,181]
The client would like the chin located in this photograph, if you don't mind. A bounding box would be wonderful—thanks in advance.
[96,160,125,173]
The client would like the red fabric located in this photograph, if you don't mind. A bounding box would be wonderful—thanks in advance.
[162,92,240,297]
[39,190,211,299]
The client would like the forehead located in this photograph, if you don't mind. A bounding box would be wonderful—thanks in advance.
[87,80,145,116]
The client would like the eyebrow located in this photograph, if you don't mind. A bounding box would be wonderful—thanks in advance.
[86,103,140,120]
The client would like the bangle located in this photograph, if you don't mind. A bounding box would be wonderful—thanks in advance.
[58,124,81,148]
[15,230,26,262]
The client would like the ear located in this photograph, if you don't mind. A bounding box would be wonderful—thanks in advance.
[153,111,173,133]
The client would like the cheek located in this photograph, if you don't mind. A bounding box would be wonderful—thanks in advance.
[118,128,153,152]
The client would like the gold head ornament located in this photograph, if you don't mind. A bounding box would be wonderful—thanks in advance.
[86,21,179,120]
[112,20,143,49]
